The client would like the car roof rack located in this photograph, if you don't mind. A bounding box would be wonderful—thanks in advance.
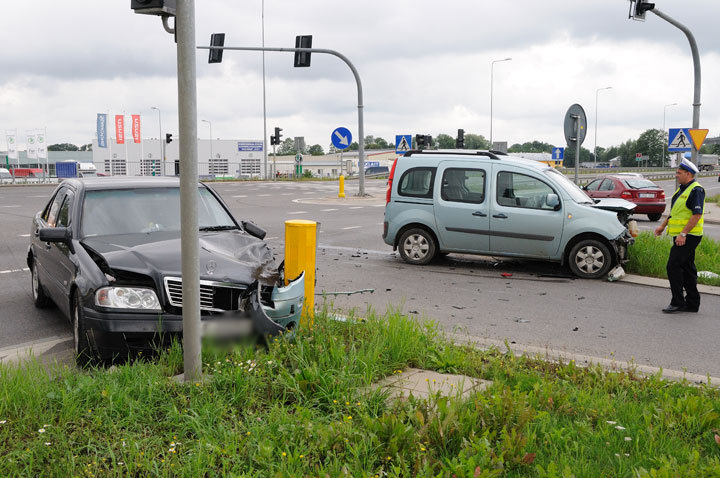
[403,149,501,159]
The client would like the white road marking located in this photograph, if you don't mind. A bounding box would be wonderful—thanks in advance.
[0,268,30,274]
[377,222,384,225]
[303,192,315,195]
[265,236,279,240]
[0,205,20,208]
[372,204,385,207]
[258,194,271,197]
[342,226,362,230]
[281,193,292,196]
[29,195,48,198]
[18,234,30,237]
[288,211,307,215]
[349,206,364,209]
[321,208,338,212]
[232,195,248,198]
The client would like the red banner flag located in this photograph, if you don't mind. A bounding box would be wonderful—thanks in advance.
[131,115,141,144]
[115,115,125,144]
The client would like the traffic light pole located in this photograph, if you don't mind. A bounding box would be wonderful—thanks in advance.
[176,0,202,383]
[649,8,701,166]
[198,44,367,196]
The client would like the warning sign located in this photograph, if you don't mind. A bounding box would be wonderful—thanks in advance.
[688,129,709,151]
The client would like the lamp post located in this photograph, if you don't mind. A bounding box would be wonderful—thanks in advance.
[593,86,612,166]
[201,119,212,164]
[151,106,163,176]
[490,57,511,148]
[662,102,678,167]
[261,0,268,179]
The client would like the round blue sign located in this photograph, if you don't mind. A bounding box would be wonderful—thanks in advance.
[331,127,352,150]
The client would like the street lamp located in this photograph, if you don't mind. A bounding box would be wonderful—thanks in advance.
[662,103,678,167]
[593,86,612,166]
[490,57,512,148]
[201,119,212,163]
[151,106,163,176]
[261,0,268,179]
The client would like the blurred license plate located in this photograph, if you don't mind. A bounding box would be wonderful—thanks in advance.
[639,193,655,198]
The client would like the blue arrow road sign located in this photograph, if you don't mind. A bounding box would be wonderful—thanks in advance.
[552,147,565,160]
[331,127,352,150]
[667,128,692,152]
[396,134,412,154]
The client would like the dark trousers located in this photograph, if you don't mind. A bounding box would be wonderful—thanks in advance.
[667,234,702,309]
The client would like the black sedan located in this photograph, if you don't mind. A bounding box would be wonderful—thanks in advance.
[28,177,304,366]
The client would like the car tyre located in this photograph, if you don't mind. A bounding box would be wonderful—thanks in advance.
[568,239,613,279]
[31,260,50,308]
[73,291,96,368]
[398,228,437,265]
[647,213,662,222]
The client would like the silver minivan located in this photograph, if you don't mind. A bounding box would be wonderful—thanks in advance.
[382,150,636,279]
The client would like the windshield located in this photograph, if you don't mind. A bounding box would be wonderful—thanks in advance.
[544,169,594,203]
[81,187,236,237]
[623,178,657,189]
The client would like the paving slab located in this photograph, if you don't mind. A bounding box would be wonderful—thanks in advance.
[370,368,491,401]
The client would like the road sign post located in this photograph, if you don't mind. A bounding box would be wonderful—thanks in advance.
[564,104,587,184]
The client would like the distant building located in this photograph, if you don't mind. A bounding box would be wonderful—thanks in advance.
[508,152,563,168]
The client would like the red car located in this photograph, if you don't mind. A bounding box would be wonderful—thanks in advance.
[583,173,666,221]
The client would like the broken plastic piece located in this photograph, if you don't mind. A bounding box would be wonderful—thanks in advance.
[607,265,625,282]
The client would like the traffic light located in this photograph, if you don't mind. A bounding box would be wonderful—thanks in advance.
[293,35,312,68]
[415,134,432,150]
[166,133,173,144]
[456,129,465,149]
[208,33,225,64]
[629,0,655,20]
[130,0,176,16]
[273,127,283,145]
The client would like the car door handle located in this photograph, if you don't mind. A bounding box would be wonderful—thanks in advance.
[492,213,508,219]
[472,211,487,217]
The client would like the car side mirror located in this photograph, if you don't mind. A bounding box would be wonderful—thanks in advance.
[242,221,266,240]
[581,185,588,191]
[546,193,560,210]
[39,227,71,243]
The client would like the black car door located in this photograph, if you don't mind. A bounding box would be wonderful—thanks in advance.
[48,190,77,318]
[33,187,68,302]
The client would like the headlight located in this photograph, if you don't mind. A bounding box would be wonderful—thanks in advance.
[95,287,161,311]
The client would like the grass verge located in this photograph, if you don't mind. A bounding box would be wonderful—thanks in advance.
[2,309,720,476]
[627,232,720,286]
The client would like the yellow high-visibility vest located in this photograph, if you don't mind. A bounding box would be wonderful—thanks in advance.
[668,182,704,236]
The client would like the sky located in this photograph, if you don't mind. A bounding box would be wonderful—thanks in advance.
[1,0,719,153]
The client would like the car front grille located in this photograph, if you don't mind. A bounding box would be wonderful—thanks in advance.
[163,277,248,312]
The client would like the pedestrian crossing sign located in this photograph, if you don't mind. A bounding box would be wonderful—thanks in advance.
[395,134,412,154]
[667,128,692,152]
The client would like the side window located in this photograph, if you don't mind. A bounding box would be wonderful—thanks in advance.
[496,172,557,210]
[585,179,603,191]
[441,168,485,204]
[44,189,67,227]
[599,179,615,191]
[56,191,75,227]
[398,167,436,199]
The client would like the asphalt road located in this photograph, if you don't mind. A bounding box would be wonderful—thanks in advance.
[1,178,719,377]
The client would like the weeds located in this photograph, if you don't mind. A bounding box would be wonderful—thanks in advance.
[1,310,720,476]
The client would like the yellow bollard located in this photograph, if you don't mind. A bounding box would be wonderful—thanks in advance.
[338,175,345,198]
[284,219,317,328]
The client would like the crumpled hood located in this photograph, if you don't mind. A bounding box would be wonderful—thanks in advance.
[590,198,637,213]
[81,230,280,285]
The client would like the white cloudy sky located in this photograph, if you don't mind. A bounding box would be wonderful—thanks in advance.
[1,0,719,152]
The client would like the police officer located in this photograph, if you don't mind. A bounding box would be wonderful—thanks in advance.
[654,158,705,313]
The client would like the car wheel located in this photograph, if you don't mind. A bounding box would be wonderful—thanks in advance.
[647,213,662,222]
[398,228,437,265]
[31,260,50,308]
[568,239,613,279]
[73,291,96,367]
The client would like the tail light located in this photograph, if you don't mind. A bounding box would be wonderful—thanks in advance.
[386,158,398,204]
[621,191,633,199]
[658,190,665,199]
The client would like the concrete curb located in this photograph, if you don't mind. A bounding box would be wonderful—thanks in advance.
[446,332,720,387]
[618,273,720,296]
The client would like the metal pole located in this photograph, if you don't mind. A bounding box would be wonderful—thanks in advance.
[662,103,677,168]
[261,0,268,180]
[152,107,163,176]
[198,45,366,195]
[489,58,511,148]
[650,8,701,166]
[272,143,276,179]
[177,0,202,383]
[594,86,611,166]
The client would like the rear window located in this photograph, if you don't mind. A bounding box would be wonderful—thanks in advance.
[623,179,657,189]
[398,167,436,199]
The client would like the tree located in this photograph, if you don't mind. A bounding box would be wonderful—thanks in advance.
[508,140,554,153]
[277,138,297,155]
[348,141,359,151]
[375,137,389,149]
[48,143,79,151]
[562,146,593,167]
[435,133,455,149]
[463,134,489,150]
[635,129,665,167]
[308,144,324,156]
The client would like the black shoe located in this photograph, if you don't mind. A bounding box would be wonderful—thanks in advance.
[662,304,685,313]
[681,306,699,313]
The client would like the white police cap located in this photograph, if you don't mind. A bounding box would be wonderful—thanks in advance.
[679,158,699,174]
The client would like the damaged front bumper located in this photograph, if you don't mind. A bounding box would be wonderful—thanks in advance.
[611,229,634,265]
